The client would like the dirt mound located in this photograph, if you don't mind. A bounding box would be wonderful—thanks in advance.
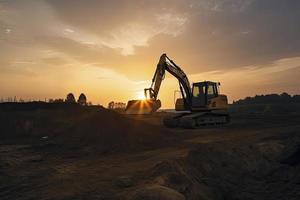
[0,106,174,153]
[140,132,300,200]
[185,141,300,199]
[55,107,175,152]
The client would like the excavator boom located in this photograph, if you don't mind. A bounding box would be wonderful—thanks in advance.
[144,54,192,109]
[125,54,192,114]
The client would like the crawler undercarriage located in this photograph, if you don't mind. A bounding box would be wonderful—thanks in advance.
[163,111,230,129]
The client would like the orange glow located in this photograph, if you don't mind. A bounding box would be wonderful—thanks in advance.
[135,91,146,100]
[0,1,299,109]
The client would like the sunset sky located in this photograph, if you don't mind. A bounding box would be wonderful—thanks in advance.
[0,0,300,108]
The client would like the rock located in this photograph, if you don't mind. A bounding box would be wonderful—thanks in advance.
[256,141,285,160]
[114,176,134,188]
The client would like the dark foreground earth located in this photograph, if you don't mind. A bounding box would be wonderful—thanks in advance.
[0,104,299,200]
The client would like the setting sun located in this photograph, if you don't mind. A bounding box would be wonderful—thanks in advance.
[135,91,146,100]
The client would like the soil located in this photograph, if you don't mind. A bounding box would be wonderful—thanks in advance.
[0,106,299,200]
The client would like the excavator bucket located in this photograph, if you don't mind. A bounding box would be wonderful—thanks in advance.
[125,99,161,114]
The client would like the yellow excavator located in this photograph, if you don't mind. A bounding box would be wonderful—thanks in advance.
[125,54,230,128]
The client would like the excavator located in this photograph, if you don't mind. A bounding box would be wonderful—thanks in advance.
[125,54,230,128]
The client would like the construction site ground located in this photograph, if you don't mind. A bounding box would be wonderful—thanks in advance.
[0,107,299,200]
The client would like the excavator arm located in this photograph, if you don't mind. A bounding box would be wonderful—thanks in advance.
[144,54,192,109]
[125,54,192,114]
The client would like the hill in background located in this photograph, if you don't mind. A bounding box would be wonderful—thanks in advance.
[231,93,300,115]
[233,93,300,105]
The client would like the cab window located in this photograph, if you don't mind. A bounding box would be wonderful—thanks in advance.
[193,85,205,97]
[207,83,217,99]
[193,86,199,97]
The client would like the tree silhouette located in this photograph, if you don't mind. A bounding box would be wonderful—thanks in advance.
[108,101,114,109]
[78,93,87,106]
[65,93,76,103]
[233,93,299,105]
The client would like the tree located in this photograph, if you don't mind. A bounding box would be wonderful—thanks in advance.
[280,92,291,102]
[78,93,87,105]
[65,93,76,103]
[108,101,114,109]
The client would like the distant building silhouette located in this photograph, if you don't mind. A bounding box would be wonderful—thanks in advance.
[78,93,87,105]
[65,93,76,103]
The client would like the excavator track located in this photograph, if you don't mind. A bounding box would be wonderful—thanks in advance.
[163,112,230,129]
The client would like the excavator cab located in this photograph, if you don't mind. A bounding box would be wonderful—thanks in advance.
[191,81,219,108]
[175,81,227,111]
[192,81,228,111]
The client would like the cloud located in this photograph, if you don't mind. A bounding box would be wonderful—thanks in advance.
[186,56,300,101]
[0,0,299,104]
[43,0,189,55]
[0,60,38,77]
[2,0,299,75]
